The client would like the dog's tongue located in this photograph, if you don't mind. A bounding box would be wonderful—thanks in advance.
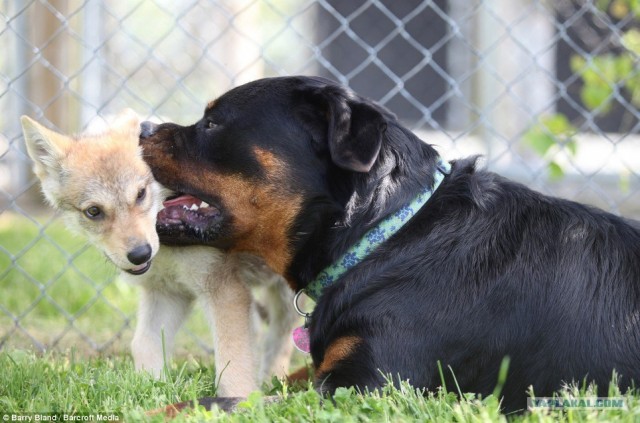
[163,195,201,209]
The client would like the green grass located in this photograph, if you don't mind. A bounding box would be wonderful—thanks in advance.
[0,350,214,418]
[2,213,640,421]
[0,351,639,422]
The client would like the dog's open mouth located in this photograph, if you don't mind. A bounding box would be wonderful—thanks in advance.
[156,193,225,246]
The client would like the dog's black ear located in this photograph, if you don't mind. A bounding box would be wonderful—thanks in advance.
[298,79,387,173]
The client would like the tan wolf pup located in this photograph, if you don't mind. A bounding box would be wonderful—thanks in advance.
[20,110,298,396]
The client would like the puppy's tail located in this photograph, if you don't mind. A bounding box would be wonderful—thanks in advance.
[147,396,281,418]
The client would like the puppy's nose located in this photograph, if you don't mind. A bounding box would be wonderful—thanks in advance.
[127,244,152,265]
[140,121,158,139]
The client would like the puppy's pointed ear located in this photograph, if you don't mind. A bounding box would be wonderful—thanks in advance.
[301,81,387,173]
[20,116,71,179]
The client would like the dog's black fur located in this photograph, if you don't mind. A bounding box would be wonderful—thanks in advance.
[140,76,640,412]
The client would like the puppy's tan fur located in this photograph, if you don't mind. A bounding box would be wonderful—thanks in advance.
[20,111,298,396]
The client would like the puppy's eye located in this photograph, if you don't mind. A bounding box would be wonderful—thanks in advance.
[84,206,102,219]
[207,121,217,129]
[136,187,146,203]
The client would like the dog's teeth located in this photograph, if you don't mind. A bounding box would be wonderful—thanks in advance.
[190,204,199,211]
[200,201,209,208]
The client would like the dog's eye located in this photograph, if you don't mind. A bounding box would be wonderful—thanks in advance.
[84,206,102,219]
[136,187,146,203]
[207,121,217,129]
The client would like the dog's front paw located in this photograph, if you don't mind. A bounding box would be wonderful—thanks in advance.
[131,337,165,378]
[215,379,258,397]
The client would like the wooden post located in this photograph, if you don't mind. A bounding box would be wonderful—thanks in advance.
[28,0,69,131]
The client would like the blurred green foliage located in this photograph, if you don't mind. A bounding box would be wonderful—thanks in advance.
[525,0,640,179]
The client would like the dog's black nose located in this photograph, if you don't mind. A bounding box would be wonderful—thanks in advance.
[140,121,158,139]
[127,244,152,265]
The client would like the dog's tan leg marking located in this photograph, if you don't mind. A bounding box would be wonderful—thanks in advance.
[316,336,362,377]
[201,254,259,397]
[286,366,313,384]
[132,286,193,377]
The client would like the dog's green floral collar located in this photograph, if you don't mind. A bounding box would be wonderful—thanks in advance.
[302,157,451,302]
[292,157,451,353]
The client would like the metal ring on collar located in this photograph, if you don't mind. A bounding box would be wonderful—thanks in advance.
[293,289,311,318]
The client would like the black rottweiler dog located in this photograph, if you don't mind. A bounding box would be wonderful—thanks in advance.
[140,76,640,412]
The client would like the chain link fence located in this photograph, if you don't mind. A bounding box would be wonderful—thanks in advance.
[1,0,639,354]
